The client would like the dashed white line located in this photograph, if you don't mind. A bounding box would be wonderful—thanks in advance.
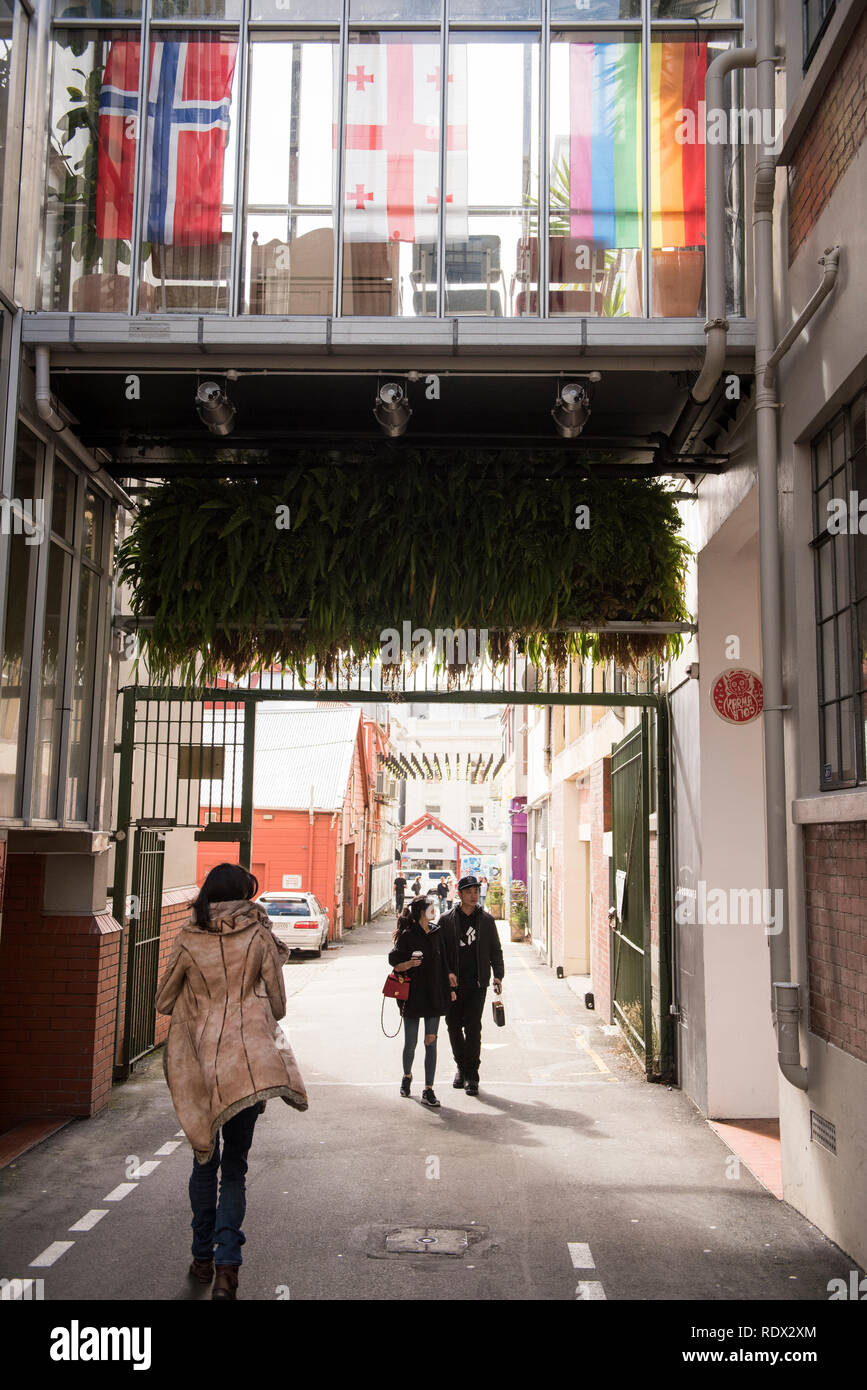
[30,1241,75,1268]
[576,1280,607,1300]
[127,1160,161,1178]
[68,1209,109,1232]
[154,1141,181,1156]
[568,1242,595,1270]
[103,1183,138,1202]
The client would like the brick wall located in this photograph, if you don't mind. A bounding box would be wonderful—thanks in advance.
[0,854,122,1122]
[804,822,867,1063]
[589,756,612,1021]
[787,8,867,263]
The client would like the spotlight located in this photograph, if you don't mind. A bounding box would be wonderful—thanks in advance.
[373,381,412,437]
[552,381,591,439]
[195,380,236,436]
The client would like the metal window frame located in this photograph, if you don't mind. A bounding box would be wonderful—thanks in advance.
[803,0,836,73]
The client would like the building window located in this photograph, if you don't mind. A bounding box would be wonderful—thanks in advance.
[0,426,41,818]
[803,0,836,71]
[0,0,30,295]
[811,388,866,788]
[469,804,484,831]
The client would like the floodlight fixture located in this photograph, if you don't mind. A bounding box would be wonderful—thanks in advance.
[374,380,412,437]
[552,381,591,439]
[196,380,236,436]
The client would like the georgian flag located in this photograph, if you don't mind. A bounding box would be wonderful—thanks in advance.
[96,37,237,246]
[342,43,468,243]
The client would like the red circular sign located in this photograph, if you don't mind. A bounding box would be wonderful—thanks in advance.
[710,668,764,724]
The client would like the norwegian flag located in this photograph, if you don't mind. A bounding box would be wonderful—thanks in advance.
[341,43,468,243]
[96,37,237,247]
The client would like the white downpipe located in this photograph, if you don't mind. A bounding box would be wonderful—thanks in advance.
[751,1,807,1091]
[690,46,758,403]
[763,245,840,387]
[34,346,134,509]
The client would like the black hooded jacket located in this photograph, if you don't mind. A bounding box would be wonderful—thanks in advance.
[438,905,504,989]
[388,920,456,1019]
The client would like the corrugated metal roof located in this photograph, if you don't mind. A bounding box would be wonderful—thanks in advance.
[253,704,361,812]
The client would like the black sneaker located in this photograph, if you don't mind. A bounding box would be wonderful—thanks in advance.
[465,1081,479,1096]
[420,1088,441,1108]
[400,1075,412,1097]
[453,1070,466,1089]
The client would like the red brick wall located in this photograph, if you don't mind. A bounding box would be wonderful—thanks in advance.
[804,822,867,1063]
[788,9,867,264]
[589,756,612,1021]
[0,854,122,1122]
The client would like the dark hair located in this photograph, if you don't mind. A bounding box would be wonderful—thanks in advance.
[192,862,259,928]
[392,894,431,944]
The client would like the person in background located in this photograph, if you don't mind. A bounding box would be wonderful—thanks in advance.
[479,875,489,906]
[411,876,422,897]
[435,875,449,917]
[388,896,457,1108]
[394,871,408,915]
[154,862,307,1300]
[439,875,504,1097]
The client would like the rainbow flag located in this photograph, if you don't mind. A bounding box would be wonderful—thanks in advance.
[569,40,707,250]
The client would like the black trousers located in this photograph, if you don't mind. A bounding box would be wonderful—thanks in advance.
[447,986,487,1082]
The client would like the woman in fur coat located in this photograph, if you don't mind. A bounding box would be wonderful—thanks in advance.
[155,862,307,1300]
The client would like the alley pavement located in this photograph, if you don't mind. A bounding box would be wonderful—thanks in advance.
[0,915,861,1304]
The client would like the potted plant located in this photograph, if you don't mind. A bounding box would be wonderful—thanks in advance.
[50,39,155,312]
[486,879,505,920]
[509,880,528,942]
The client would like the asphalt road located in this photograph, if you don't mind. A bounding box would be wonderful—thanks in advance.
[0,915,860,1304]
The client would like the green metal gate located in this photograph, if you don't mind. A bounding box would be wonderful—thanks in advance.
[122,827,166,1068]
[610,706,675,1080]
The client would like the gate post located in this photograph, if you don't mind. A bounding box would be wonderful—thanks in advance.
[640,711,653,1073]
[655,696,676,1081]
[111,687,136,1080]
[238,698,256,871]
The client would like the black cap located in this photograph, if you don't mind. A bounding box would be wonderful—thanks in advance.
[457,874,480,891]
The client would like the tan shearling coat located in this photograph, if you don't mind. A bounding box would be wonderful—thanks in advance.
[154,899,308,1162]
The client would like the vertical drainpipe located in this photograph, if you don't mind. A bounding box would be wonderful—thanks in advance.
[752,0,807,1089]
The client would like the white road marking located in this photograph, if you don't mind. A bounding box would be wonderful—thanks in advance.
[127,1160,161,1178]
[481,1043,508,1050]
[30,1241,74,1268]
[576,1281,607,1300]
[568,1242,595,1270]
[69,1209,109,1232]
[103,1183,138,1202]
[175,1130,185,1138]
[154,1141,182,1156]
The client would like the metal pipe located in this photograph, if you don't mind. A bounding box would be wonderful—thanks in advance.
[763,246,840,387]
[752,1,807,1090]
[690,46,757,403]
[34,347,136,509]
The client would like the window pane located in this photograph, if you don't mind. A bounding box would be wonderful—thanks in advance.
[243,35,337,315]
[0,430,40,818]
[252,0,340,18]
[651,1,741,16]
[549,33,641,317]
[820,619,836,701]
[32,542,72,819]
[444,34,538,320]
[349,1,440,18]
[65,566,101,820]
[816,537,833,618]
[813,430,831,486]
[451,1,540,17]
[552,1,639,17]
[138,31,239,312]
[342,33,440,316]
[83,488,103,561]
[834,532,850,612]
[151,0,243,19]
[43,31,139,312]
[839,696,856,782]
[55,0,141,16]
[52,461,77,542]
[838,614,854,697]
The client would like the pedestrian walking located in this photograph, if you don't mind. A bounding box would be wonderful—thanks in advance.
[388,896,457,1108]
[479,875,489,906]
[394,871,408,913]
[435,875,449,917]
[439,875,504,1096]
[411,876,422,897]
[154,862,308,1300]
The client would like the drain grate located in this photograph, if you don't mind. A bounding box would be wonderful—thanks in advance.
[385,1227,470,1256]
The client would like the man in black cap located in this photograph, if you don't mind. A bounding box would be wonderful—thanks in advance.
[439,875,504,1096]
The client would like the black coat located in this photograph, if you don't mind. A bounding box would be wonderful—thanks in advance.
[438,905,504,989]
[388,922,456,1019]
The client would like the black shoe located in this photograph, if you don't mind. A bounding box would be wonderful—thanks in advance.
[465,1082,479,1096]
[400,1075,412,1097]
[453,1070,466,1089]
[421,1088,441,1108]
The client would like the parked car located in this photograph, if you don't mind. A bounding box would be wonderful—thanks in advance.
[255,891,329,956]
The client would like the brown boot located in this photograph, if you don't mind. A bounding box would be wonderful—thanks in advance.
[188,1257,214,1284]
[212,1264,240,1300]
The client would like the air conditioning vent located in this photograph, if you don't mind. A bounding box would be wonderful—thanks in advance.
[810,1110,836,1155]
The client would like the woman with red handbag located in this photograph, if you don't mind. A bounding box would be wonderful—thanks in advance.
[388,896,457,1108]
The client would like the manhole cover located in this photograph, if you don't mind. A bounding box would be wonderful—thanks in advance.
[385,1227,470,1256]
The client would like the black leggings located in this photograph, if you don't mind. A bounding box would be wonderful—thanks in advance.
[402,1015,440,1086]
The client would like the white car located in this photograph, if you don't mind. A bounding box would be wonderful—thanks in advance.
[256,891,330,956]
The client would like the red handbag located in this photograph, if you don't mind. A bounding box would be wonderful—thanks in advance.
[383,971,411,1001]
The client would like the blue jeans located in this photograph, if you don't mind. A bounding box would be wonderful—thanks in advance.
[189,1102,261,1266]
[402,1015,440,1087]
